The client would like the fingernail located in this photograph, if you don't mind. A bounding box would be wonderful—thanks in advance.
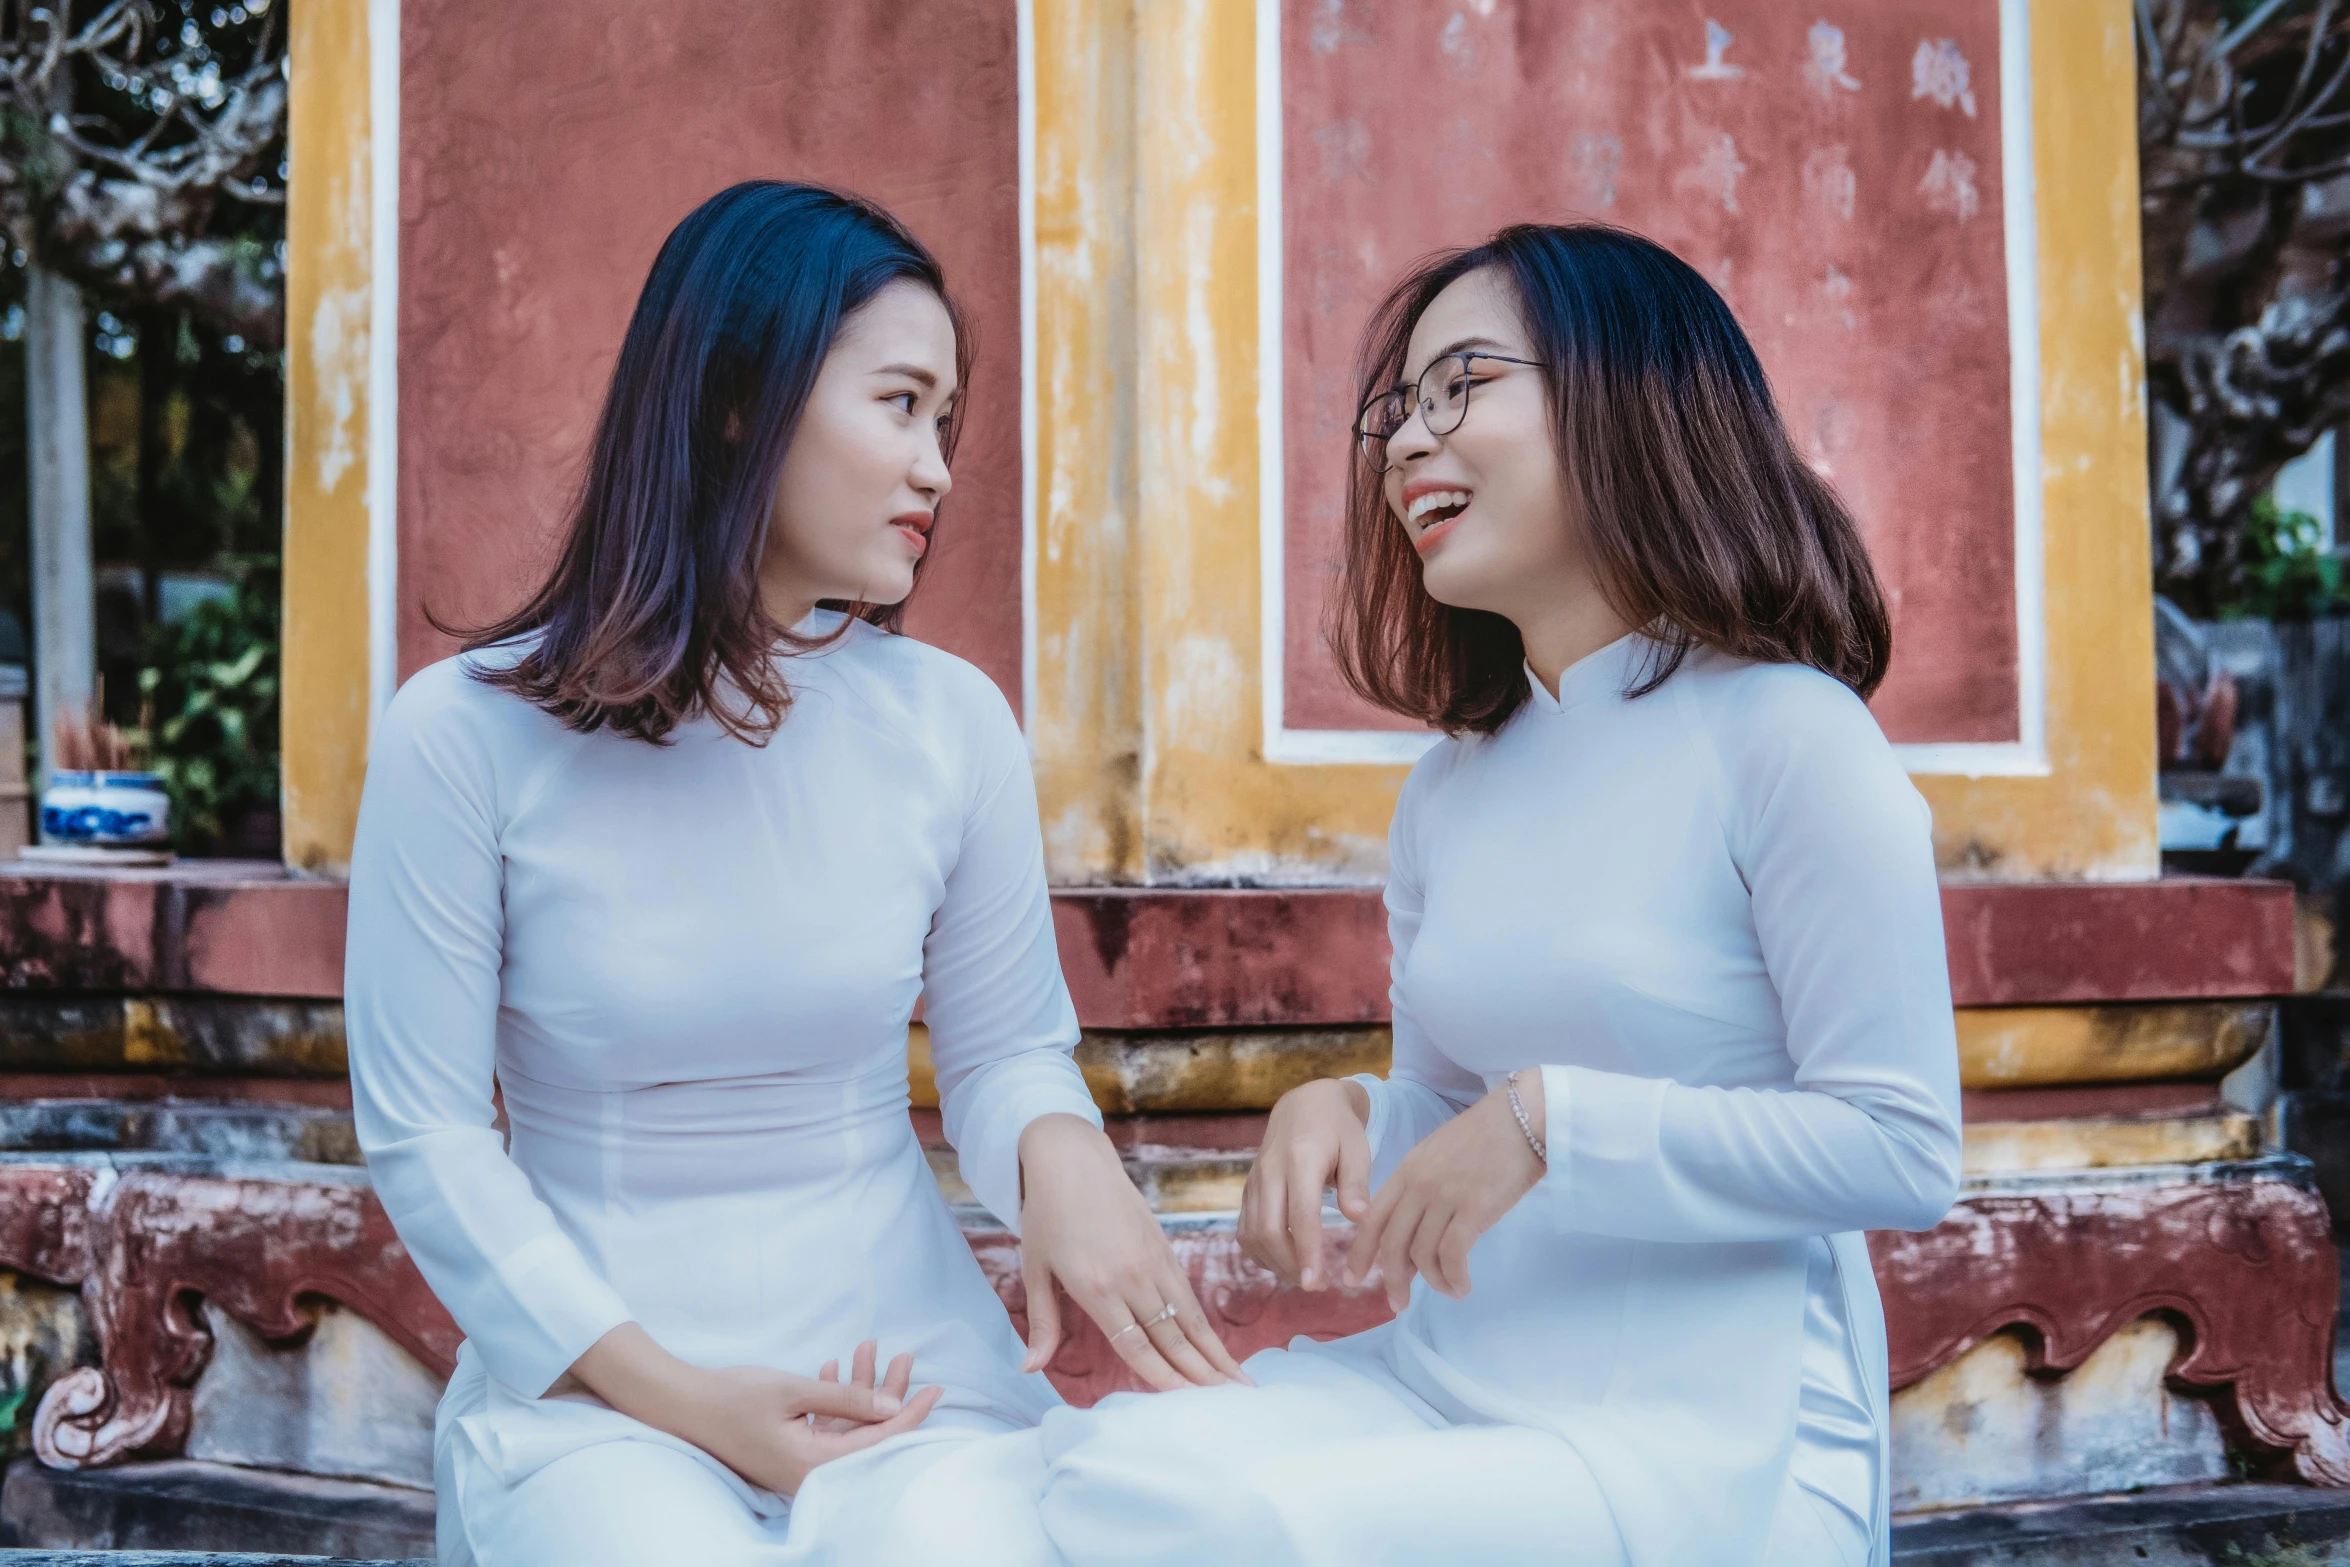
[1301,1269,1318,1290]
[874,1394,902,1415]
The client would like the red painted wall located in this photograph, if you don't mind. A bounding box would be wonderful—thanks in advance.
[397,1,1026,708]
[1281,0,2018,744]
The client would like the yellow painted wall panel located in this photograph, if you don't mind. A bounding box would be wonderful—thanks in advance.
[282,0,375,876]
[1914,0,2160,880]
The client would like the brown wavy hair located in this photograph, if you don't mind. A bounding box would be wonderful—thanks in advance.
[459,181,969,744]
[1330,223,1890,736]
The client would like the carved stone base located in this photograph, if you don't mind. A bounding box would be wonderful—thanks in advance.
[6,1161,457,1471]
[1871,1158,2350,1485]
[7,1152,2343,1498]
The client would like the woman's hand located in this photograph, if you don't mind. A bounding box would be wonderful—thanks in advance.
[1344,1073,1545,1310]
[1239,1077,1373,1291]
[570,1323,941,1498]
[1017,1112,1251,1391]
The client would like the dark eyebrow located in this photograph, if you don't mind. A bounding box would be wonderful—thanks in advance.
[874,362,941,389]
[1406,335,1511,383]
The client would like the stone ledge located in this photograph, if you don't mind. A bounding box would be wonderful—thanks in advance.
[0,865,343,1000]
[0,1459,432,1559]
[2,1473,2344,1566]
[2,1478,2344,1567]
[0,999,347,1082]
[0,868,2299,1014]
[1891,1480,2350,1565]
[1957,1001,2273,1089]
[1962,1109,2265,1175]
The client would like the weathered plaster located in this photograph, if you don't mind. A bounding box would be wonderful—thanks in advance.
[1021,0,2161,884]
[1957,1002,2272,1089]
[1911,0,2159,879]
[1031,0,1145,885]
[186,1300,440,1489]
[1962,1111,2263,1174]
[395,1,1029,703]
[926,1002,2276,1117]
[1890,1317,2231,1512]
[1119,0,1405,884]
[1276,2,2021,746]
[281,0,376,875]
[278,0,2166,887]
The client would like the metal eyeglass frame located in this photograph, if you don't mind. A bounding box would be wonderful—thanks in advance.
[1354,351,1545,473]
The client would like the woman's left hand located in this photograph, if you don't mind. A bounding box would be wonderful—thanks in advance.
[1016,1113,1252,1391]
[1344,1073,1546,1310]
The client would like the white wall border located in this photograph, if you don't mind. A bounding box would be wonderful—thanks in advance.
[1017,0,1041,737]
[1256,0,1429,766]
[1890,0,2050,778]
[366,0,400,725]
[1256,0,2052,778]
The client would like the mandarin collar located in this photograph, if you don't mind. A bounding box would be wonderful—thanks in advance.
[1521,631,1650,715]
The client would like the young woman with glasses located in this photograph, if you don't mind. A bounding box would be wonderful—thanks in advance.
[343,182,1245,1567]
[1031,224,1963,1566]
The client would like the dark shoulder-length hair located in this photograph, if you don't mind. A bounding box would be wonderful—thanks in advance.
[1330,222,1891,736]
[462,180,970,744]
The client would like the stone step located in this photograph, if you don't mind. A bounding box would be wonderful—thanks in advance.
[7,1466,2350,1565]
[0,1460,432,1561]
[1891,1480,2350,1565]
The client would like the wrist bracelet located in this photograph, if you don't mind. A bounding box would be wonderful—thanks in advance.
[1506,1071,1547,1164]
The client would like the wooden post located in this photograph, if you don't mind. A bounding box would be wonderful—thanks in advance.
[24,263,93,786]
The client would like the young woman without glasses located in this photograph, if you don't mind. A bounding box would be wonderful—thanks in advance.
[1033,225,1964,1567]
[344,181,1243,1567]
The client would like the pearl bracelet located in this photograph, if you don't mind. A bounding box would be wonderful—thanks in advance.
[1505,1071,1547,1164]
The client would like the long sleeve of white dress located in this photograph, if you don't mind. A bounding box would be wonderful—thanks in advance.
[1535,672,1963,1242]
[346,674,632,1399]
[1042,641,1955,1567]
[919,701,1101,1234]
[1354,650,1962,1239]
[347,625,1100,1406]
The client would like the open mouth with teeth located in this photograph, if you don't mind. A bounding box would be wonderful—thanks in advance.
[1407,488,1472,551]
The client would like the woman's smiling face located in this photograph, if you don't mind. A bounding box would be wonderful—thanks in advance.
[1380,267,1585,623]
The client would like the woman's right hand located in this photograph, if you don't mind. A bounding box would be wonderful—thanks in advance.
[1240,1077,1373,1291]
[570,1323,941,1498]
[684,1347,942,1497]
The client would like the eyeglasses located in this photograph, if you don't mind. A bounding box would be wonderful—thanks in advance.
[1354,352,1544,473]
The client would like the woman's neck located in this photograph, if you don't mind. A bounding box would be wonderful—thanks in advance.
[1515,592,1634,700]
[756,567,822,633]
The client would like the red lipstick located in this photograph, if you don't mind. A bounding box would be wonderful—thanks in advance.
[891,511,933,557]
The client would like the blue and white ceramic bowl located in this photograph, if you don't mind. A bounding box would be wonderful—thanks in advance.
[41,771,171,848]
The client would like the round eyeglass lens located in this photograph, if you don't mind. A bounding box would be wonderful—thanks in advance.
[1358,387,1410,469]
[1418,356,1474,437]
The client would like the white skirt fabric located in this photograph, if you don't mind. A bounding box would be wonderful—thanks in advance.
[1035,1237,1877,1567]
[421,1111,1077,1567]
[433,1348,1064,1567]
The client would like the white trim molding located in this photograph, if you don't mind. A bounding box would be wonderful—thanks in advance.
[366,0,401,723]
[1255,0,2051,779]
[1017,0,1040,737]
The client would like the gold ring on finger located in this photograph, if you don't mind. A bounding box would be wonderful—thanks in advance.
[1109,1320,1146,1343]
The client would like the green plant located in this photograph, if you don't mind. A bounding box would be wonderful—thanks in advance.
[135,553,277,853]
[2217,493,2350,622]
